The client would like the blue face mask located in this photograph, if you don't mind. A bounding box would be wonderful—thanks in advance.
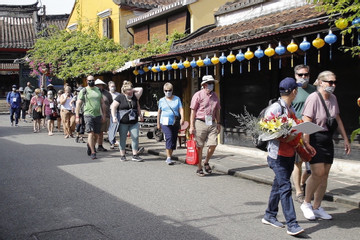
[207,83,214,92]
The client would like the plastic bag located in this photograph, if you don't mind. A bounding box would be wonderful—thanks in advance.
[186,134,199,165]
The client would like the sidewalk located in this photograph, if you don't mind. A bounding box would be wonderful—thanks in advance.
[139,137,360,208]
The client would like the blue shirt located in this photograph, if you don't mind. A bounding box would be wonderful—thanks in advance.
[158,96,182,125]
[6,91,21,109]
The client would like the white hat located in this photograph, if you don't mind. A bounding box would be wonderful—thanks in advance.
[47,84,54,87]
[95,79,106,85]
[201,75,218,85]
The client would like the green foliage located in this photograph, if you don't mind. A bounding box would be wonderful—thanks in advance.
[26,25,185,80]
[309,0,360,56]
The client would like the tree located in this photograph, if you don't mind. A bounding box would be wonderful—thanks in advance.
[309,0,360,56]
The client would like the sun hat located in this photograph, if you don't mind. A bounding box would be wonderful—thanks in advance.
[200,75,218,85]
[95,79,106,85]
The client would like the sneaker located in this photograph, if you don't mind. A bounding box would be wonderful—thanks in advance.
[11,122,14,127]
[90,153,97,160]
[79,137,86,143]
[87,144,91,156]
[131,155,143,162]
[313,207,332,220]
[120,155,127,162]
[287,225,304,236]
[300,202,316,220]
[15,124,18,127]
[295,193,305,204]
[23,119,27,123]
[97,145,108,152]
[261,217,284,228]
[110,144,115,150]
[165,158,174,165]
[75,136,79,143]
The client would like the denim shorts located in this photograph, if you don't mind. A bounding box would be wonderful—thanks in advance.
[84,115,102,134]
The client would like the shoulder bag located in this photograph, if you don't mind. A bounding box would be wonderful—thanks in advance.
[317,91,338,133]
[164,98,181,129]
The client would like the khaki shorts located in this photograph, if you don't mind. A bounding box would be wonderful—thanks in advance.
[195,119,218,148]
[100,117,110,132]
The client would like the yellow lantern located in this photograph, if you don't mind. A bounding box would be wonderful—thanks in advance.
[335,18,348,45]
[143,66,149,72]
[151,66,157,73]
[211,54,219,75]
[287,40,298,67]
[244,48,254,72]
[312,34,325,63]
[227,51,236,74]
[160,62,167,72]
[172,61,178,70]
[133,69,139,75]
[264,44,275,70]
[196,57,204,77]
[183,58,190,77]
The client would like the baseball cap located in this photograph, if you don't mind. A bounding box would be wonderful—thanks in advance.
[12,85,17,88]
[279,77,301,93]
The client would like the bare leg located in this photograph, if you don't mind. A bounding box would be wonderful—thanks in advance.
[88,132,96,154]
[204,145,216,164]
[293,160,303,196]
[197,146,203,170]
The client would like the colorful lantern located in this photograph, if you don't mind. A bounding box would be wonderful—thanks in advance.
[357,97,360,107]
[138,69,145,83]
[133,69,139,83]
[275,42,286,69]
[299,37,311,65]
[335,18,348,45]
[324,30,337,60]
[177,60,184,79]
[244,48,254,72]
[312,34,325,63]
[183,58,190,78]
[211,54,219,75]
[287,40,298,67]
[156,63,161,81]
[219,53,227,76]
[227,51,236,74]
[196,57,204,77]
[143,65,149,81]
[203,55,211,75]
[352,18,360,45]
[254,46,264,71]
[236,50,245,73]
[190,58,197,78]
[264,44,275,70]
[166,61,172,80]
[171,61,178,80]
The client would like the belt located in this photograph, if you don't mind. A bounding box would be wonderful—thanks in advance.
[196,118,205,122]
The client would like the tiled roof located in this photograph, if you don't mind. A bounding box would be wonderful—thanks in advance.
[215,0,266,16]
[114,0,180,10]
[44,14,69,30]
[171,4,326,53]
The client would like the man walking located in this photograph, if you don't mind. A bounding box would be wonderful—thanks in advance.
[75,75,106,160]
[189,75,221,176]
[108,81,120,149]
[23,82,34,120]
[6,85,22,126]
[292,65,316,203]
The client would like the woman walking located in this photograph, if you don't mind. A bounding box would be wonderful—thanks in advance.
[157,82,184,165]
[300,71,351,220]
[59,86,75,138]
[42,90,58,136]
[28,88,44,133]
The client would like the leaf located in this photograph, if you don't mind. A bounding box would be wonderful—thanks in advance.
[350,128,360,143]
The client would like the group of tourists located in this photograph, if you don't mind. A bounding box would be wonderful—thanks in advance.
[6,65,351,237]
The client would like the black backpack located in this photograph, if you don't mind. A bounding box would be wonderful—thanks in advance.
[253,99,285,151]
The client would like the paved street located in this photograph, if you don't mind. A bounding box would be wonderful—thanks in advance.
[0,115,359,240]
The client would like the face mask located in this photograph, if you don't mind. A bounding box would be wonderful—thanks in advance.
[88,81,95,87]
[206,83,214,92]
[297,78,309,87]
[48,95,53,99]
[164,91,172,98]
[12,88,16,91]
[110,87,116,93]
[324,86,335,93]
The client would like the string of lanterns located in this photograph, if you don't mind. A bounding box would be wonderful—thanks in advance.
[133,21,360,80]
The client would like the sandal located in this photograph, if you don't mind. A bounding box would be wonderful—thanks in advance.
[196,169,205,177]
[204,163,212,174]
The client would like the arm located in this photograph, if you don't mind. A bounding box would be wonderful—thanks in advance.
[75,99,83,124]
[133,87,143,100]
[110,100,120,123]
[215,107,221,133]
[179,107,184,126]
[157,109,162,129]
[189,109,196,134]
[6,93,10,106]
[100,97,106,122]
[137,100,143,122]
[336,114,351,155]
[59,94,67,105]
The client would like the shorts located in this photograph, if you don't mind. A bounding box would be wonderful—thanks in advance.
[100,117,110,133]
[46,114,57,121]
[32,109,42,120]
[84,115,102,134]
[310,131,334,165]
[194,119,218,148]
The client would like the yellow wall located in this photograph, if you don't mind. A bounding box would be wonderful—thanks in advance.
[188,0,229,32]
[66,0,136,47]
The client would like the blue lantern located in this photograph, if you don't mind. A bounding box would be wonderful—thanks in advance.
[156,63,161,81]
[352,18,360,45]
[324,30,337,60]
[299,37,311,65]
[190,58,197,78]
[203,55,211,75]
[166,61,172,80]
[254,46,264,71]
[219,52,227,76]
[177,60,184,79]
[236,50,245,74]
[275,42,286,69]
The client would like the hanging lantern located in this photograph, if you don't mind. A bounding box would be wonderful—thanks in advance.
[227,51,236,74]
[183,58,190,78]
[236,50,245,74]
[299,37,311,65]
[151,64,157,81]
[287,40,298,67]
[133,69,139,83]
[166,61,172,80]
[264,44,275,70]
[254,46,264,71]
[138,69,145,83]
[143,66,149,81]
[203,55,211,75]
[219,53,227,76]
[211,54,219,75]
[196,57,204,77]
[275,42,286,69]
[177,60,184,79]
[244,47,254,72]
[312,34,325,63]
[156,63,161,81]
[190,58,197,78]
[335,18,348,45]
[352,18,360,45]
[172,61,178,79]
[160,62,167,81]
[324,30,337,60]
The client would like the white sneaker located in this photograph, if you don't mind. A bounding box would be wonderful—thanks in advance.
[300,202,316,220]
[313,207,332,220]
[165,158,174,165]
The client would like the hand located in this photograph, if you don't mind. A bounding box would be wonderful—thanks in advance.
[180,119,184,126]
[216,123,221,133]
[344,140,351,155]
[112,116,118,123]
[304,142,316,157]
[139,115,144,122]
[189,126,195,135]
[101,116,106,123]
[75,117,79,124]
[157,124,161,130]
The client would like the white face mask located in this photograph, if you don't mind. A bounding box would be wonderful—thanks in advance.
[12,88,16,91]
[206,83,214,92]
[324,86,335,93]
[297,78,309,87]
[164,91,172,98]
[110,87,116,93]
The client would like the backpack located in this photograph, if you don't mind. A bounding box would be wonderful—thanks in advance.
[253,99,285,151]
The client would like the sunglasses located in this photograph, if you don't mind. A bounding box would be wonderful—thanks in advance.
[296,73,309,77]
[164,90,172,92]
[322,80,337,85]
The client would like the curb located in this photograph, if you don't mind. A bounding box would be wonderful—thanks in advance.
[146,149,360,208]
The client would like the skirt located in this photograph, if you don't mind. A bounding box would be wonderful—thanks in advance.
[310,131,334,164]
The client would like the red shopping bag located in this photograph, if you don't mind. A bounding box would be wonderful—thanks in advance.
[186,134,199,165]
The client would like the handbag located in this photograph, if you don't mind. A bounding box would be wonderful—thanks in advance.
[317,92,338,133]
[164,98,181,129]
[186,134,199,165]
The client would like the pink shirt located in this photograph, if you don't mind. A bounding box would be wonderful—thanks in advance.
[30,96,44,106]
[302,92,340,132]
[190,89,220,120]
[43,98,56,116]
